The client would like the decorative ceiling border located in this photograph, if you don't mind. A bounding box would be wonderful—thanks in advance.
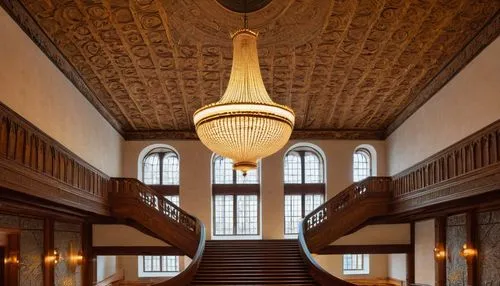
[0,0,125,134]
[123,129,386,141]
[1,1,498,141]
[385,11,500,138]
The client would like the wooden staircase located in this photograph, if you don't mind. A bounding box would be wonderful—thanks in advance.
[191,240,317,285]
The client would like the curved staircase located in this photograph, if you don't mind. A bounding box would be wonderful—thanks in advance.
[106,177,393,285]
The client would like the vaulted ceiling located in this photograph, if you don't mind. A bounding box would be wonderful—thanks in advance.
[2,0,499,139]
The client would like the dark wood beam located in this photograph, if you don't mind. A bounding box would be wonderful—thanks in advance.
[92,246,185,256]
[316,244,412,255]
[407,222,415,285]
[435,217,446,286]
[43,219,54,286]
[466,211,478,286]
[81,223,94,286]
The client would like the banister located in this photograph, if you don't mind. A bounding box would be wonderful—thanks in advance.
[298,219,355,286]
[109,178,197,234]
[304,177,392,235]
[157,219,206,286]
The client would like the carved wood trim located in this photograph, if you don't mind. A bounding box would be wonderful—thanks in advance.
[123,129,386,140]
[317,244,411,255]
[92,246,184,256]
[0,102,110,215]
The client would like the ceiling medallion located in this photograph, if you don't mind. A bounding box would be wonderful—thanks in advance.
[194,25,295,175]
[215,0,273,13]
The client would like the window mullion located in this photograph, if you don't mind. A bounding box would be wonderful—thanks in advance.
[233,194,237,235]
[300,151,306,184]
[159,153,164,185]
[301,193,305,219]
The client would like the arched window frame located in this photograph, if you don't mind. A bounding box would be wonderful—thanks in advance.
[283,145,326,235]
[212,154,261,237]
[142,147,180,196]
[138,145,180,277]
[353,147,373,183]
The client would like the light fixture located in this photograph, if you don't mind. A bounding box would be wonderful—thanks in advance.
[4,253,19,264]
[459,244,476,259]
[193,14,295,175]
[433,247,446,260]
[45,249,60,264]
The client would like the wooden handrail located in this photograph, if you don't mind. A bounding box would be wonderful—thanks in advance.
[298,219,355,286]
[94,269,124,286]
[304,177,392,234]
[109,178,197,233]
[108,177,206,285]
[157,220,206,286]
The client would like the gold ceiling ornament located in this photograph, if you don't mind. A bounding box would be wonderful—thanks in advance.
[193,28,295,175]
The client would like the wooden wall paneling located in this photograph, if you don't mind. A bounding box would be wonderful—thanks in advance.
[406,222,415,286]
[0,103,110,216]
[43,219,54,286]
[465,211,478,286]
[316,244,412,255]
[81,223,94,286]
[6,233,19,286]
[435,217,446,286]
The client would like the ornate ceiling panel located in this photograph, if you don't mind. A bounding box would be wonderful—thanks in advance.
[1,0,499,139]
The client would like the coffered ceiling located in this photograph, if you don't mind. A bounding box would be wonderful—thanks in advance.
[2,0,499,140]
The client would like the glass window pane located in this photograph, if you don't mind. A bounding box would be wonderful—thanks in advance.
[162,153,179,185]
[213,156,234,184]
[236,168,259,184]
[304,194,324,215]
[353,150,371,182]
[236,195,258,235]
[143,153,160,185]
[304,151,323,183]
[284,152,302,184]
[214,195,234,235]
[284,195,302,234]
[343,254,365,270]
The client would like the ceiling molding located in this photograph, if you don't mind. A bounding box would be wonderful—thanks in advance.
[123,129,385,141]
[0,0,126,135]
[385,11,500,138]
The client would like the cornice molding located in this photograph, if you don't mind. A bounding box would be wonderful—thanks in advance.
[123,129,386,141]
[386,11,500,137]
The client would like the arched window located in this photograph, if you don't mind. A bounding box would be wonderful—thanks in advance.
[284,145,325,235]
[143,147,179,185]
[139,146,180,276]
[353,148,372,182]
[212,154,260,237]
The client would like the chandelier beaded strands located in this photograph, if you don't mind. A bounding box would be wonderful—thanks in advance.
[193,5,295,175]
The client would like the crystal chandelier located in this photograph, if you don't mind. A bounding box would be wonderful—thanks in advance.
[193,27,295,175]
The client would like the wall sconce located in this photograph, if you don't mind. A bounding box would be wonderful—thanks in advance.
[434,247,446,260]
[45,249,60,264]
[68,242,83,272]
[459,244,477,258]
[4,252,20,264]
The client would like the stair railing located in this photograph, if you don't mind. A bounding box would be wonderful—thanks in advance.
[304,177,391,237]
[298,220,355,286]
[108,178,206,285]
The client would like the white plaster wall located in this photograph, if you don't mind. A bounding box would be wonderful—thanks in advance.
[332,224,410,245]
[387,37,500,175]
[388,253,407,281]
[96,256,117,282]
[0,8,123,176]
[316,254,389,280]
[415,219,435,285]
